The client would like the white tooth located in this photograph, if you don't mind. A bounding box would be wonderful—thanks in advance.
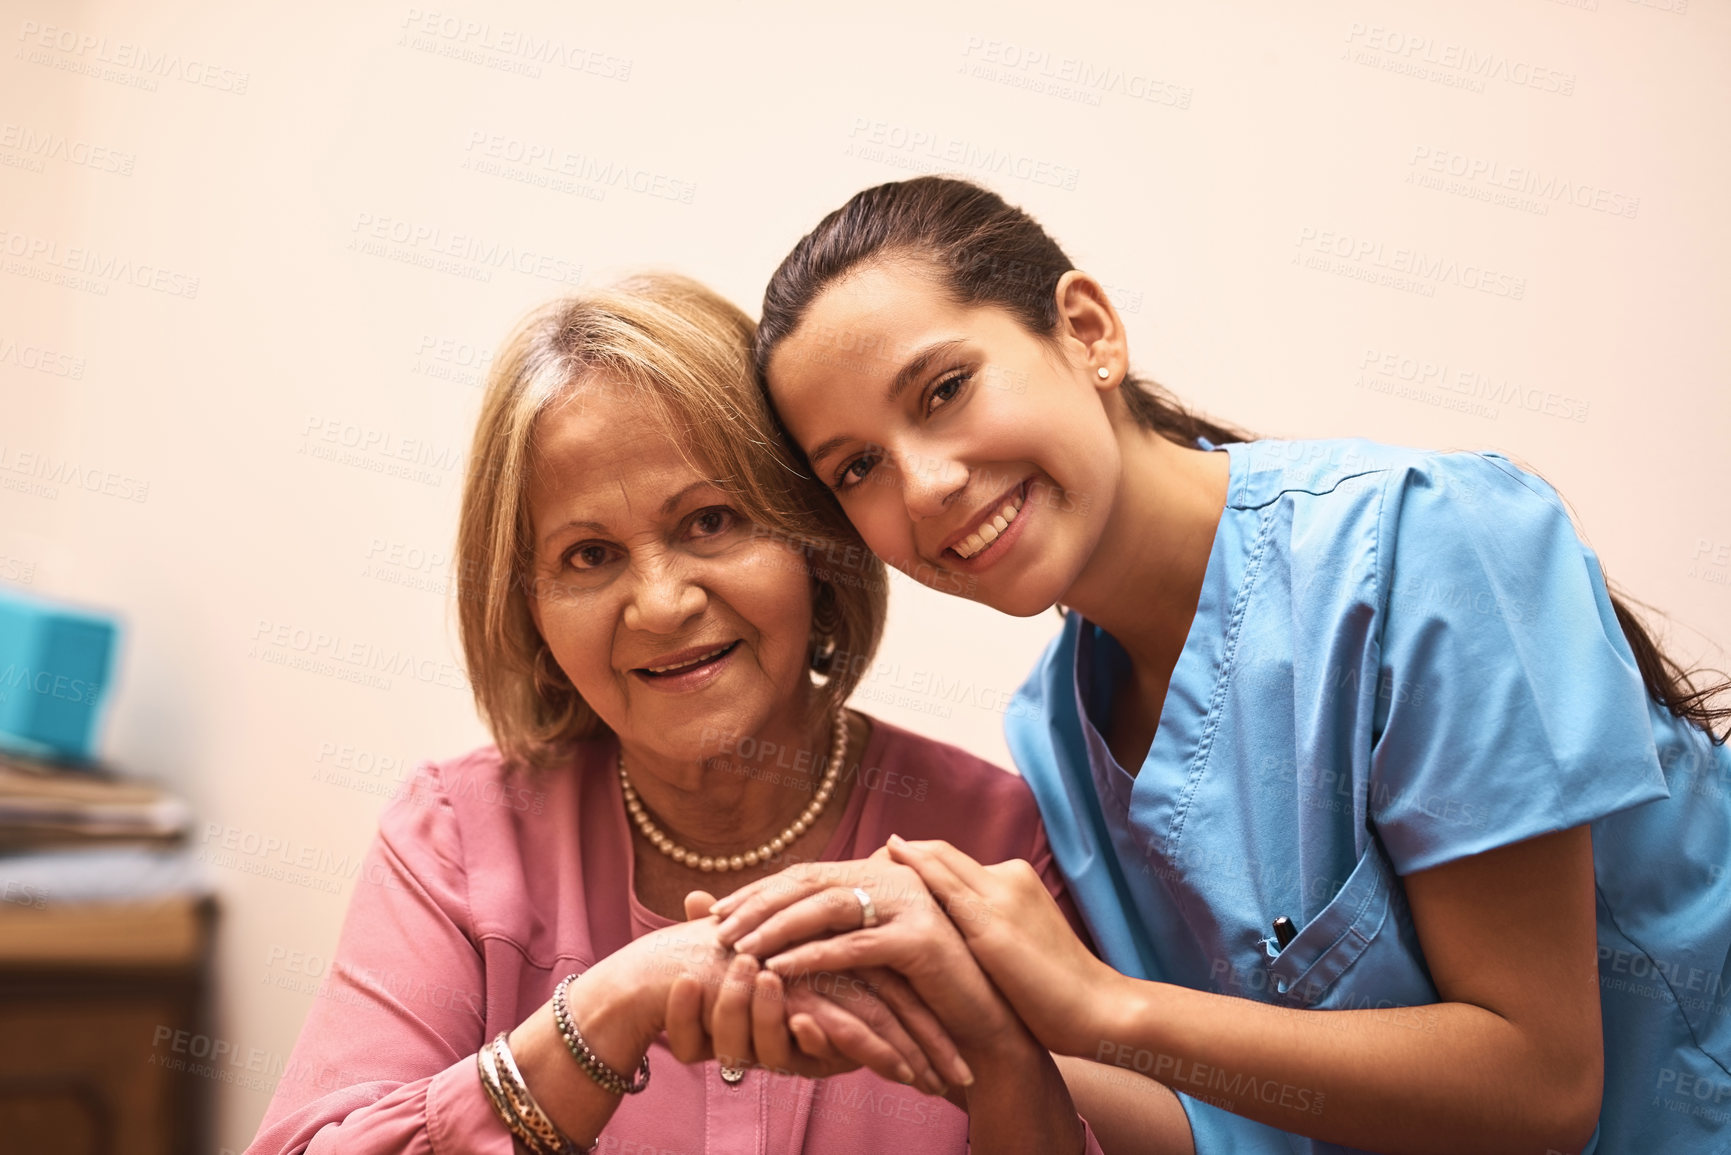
[991,515,1008,533]
[1001,502,1019,522]
[977,522,1000,545]
[963,533,984,554]
[650,644,727,673]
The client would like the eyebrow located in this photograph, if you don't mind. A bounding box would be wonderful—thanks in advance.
[537,480,720,549]
[659,480,716,515]
[806,338,970,469]
[538,519,608,550]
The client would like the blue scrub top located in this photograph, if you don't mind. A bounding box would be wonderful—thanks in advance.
[1008,438,1731,1154]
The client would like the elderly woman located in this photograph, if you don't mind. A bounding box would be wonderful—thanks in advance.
[245,273,1103,1154]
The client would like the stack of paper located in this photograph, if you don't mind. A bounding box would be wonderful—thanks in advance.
[0,755,209,962]
[0,751,191,849]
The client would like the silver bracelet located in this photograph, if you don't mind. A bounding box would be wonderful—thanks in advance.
[477,1031,589,1154]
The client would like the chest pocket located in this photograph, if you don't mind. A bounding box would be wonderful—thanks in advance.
[1267,837,1439,1014]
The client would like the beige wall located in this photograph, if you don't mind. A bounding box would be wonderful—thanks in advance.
[4,0,1726,1147]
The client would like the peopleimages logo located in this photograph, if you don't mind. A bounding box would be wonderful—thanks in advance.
[1355,348,1590,423]
[0,334,85,378]
[0,123,135,174]
[248,618,470,693]
[346,212,583,286]
[844,118,1081,191]
[396,8,632,80]
[1295,227,1526,300]
[0,443,150,502]
[15,20,251,94]
[957,36,1193,111]
[0,228,200,298]
[0,663,101,706]
[1342,23,1576,96]
[1407,146,1639,219]
[462,132,696,204]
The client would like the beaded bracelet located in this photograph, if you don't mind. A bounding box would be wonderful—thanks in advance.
[477,1032,587,1155]
[552,974,652,1097]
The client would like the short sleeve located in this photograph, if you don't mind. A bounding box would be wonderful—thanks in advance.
[1369,453,1669,875]
[1176,1092,1322,1154]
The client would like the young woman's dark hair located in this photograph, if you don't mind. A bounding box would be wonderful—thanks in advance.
[755,175,1728,741]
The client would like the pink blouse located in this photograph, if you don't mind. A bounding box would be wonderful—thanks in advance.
[246,715,1104,1154]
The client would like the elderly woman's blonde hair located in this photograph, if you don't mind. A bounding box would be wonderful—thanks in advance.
[456,272,887,770]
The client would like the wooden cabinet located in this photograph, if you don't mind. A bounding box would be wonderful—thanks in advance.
[0,898,213,1155]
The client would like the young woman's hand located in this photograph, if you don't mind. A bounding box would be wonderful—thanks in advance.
[708,855,1043,1064]
[710,853,966,990]
[709,860,1090,1152]
[882,836,1121,1057]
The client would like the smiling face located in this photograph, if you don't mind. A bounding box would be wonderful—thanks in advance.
[766,260,1123,617]
[526,380,817,763]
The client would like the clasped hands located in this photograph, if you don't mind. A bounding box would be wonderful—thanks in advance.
[640,837,1111,1097]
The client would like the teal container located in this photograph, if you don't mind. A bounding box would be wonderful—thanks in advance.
[0,586,119,762]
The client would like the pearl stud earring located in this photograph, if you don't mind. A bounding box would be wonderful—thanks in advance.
[1097,367,1110,380]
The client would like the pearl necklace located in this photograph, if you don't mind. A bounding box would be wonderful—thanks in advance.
[618,710,848,873]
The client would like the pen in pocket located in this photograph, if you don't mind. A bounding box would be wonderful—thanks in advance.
[1272,916,1296,950]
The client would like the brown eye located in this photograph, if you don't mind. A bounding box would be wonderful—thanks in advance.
[568,543,614,570]
[690,506,737,537]
[928,371,970,413]
[835,452,879,491]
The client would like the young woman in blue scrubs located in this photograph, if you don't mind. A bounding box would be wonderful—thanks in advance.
[715,177,1731,1153]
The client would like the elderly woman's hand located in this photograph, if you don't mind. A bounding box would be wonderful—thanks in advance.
[654,891,962,1095]
[501,878,960,1141]
[706,855,1028,1066]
